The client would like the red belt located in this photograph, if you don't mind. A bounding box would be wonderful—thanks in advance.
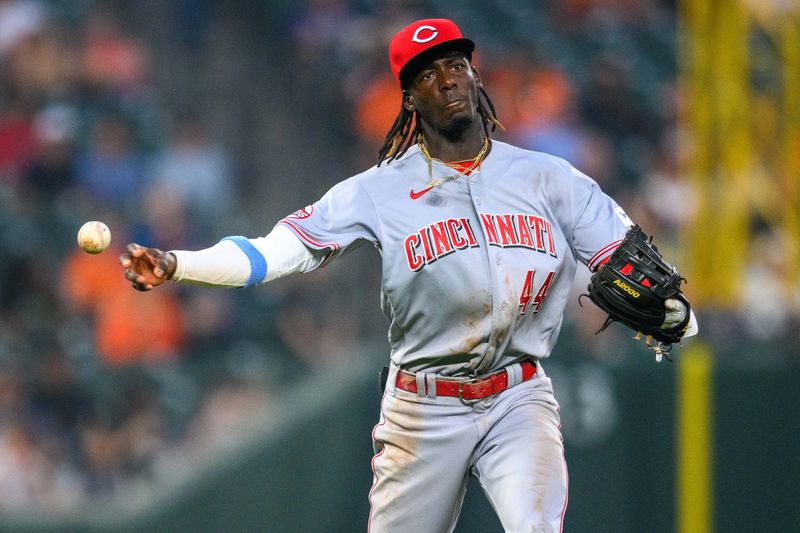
[395,360,537,402]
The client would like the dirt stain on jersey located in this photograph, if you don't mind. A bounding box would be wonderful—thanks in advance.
[448,290,492,356]
[372,395,422,509]
[528,400,566,531]
[449,314,483,355]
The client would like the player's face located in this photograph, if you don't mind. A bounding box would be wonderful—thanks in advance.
[406,51,480,139]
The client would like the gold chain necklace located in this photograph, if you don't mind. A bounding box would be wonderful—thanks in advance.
[418,135,490,189]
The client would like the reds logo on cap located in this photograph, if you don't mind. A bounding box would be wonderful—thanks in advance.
[411,25,438,43]
[389,19,475,88]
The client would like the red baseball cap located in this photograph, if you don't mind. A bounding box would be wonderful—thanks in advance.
[389,18,475,88]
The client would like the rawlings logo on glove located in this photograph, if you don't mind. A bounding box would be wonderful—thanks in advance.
[585,225,692,361]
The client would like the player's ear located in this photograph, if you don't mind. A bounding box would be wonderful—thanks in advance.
[472,66,483,88]
[402,90,415,112]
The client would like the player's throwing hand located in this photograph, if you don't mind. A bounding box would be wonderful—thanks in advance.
[119,244,176,291]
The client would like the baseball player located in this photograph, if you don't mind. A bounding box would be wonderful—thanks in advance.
[121,19,697,532]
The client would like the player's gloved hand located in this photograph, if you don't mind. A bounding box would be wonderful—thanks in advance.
[119,243,176,291]
[643,298,698,362]
[587,226,700,363]
[662,298,686,329]
[662,298,699,338]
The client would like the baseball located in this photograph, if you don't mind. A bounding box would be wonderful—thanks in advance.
[77,221,111,254]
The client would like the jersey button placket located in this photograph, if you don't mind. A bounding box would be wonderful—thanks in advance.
[468,170,494,373]
[468,170,480,204]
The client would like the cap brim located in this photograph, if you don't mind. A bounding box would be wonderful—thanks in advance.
[399,38,475,89]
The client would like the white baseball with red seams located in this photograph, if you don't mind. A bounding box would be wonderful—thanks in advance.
[277,140,632,532]
[77,220,111,254]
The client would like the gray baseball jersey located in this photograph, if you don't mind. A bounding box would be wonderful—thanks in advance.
[278,140,632,377]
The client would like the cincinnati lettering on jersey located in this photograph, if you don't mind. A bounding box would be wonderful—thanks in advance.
[404,217,479,271]
[478,213,557,256]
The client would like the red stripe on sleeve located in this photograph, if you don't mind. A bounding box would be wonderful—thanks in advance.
[588,239,622,271]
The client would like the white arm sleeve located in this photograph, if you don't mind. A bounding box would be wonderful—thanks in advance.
[171,225,321,287]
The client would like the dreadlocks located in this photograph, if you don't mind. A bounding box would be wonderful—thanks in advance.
[377,85,504,166]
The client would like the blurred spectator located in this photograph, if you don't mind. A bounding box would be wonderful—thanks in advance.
[552,0,669,27]
[275,270,360,373]
[6,22,76,104]
[0,0,49,58]
[581,55,653,141]
[513,65,575,138]
[290,0,361,66]
[29,349,91,438]
[739,228,799,341]
[349,69,400,169]
[80,6,148,95]
[573,128,618,190]
[580,54,661,184]
[642,130,697,235]
[77,391,165,498]
[352,73,400,150]
[0,422,39,509]
[285,0,368,174]
[149,113,235,224]
[182,377,272,455]
[75,113,147,207]
[0,102,35,186]
[78,416,122,495]
[173,0,214,55]
[134,183,194,251]
[21,104,79,201]
[74,372,166,498]
[0,365,26,426]
[181,290,235,360]
[0,365,43,510]
[501,61,602,175]
[481,51,543,136]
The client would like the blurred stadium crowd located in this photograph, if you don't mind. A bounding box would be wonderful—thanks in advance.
[0,0,794,514]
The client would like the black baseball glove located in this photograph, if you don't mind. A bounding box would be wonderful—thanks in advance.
[586,225,691,357]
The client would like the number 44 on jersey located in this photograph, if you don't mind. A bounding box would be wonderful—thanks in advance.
[518,269,555,315]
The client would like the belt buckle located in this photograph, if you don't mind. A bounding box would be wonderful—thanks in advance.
[457,377,483,405]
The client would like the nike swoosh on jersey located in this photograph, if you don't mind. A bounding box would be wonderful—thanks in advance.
[409,186,434,200]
